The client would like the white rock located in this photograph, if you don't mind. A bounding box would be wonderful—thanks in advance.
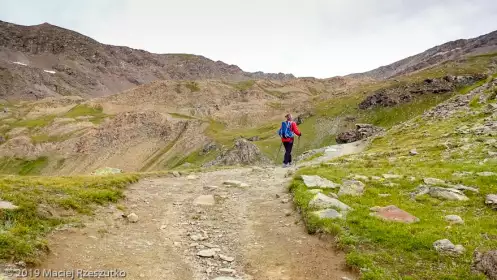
[172,171,180,177]
[429,187,469,201]
[477,172,497,177]
[127,213,139,223]
[433,239,465,255]
[187,174,198,180]
[309,193,351,211]
[485,194,497,206]
[0,200,18,210]
[223,180,243,187]
[193,195,216,206]
[409,149,418,156]
[338,180,365,197]
[382,174,403,179]
[219,254,234,262]
[301,175,341,189]
[423,177,447,186]
[311,209,343,220]
[445,215,464,224]
[44,70,56,74]
[197,249,216,258]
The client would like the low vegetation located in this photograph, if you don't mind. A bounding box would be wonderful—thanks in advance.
[290,89,497,279]
[0,174,138,263]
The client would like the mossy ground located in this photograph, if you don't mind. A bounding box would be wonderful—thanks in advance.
[290,93,497,279]
[0,174,138,264]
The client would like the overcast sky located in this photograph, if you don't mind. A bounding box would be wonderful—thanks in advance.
[1,0,496,78]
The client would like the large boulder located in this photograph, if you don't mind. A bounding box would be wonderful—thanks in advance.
[203,138,270,167]
[336,124,384,144]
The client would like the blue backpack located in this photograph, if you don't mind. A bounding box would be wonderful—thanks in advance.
[278,121,294,138]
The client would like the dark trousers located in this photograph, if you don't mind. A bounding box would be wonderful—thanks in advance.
[283,141,294,164]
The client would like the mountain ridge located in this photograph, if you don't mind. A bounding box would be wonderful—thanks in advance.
[347,29,497,80]
[0,20,295,100]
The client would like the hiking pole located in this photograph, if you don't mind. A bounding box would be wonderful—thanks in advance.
[276,142,283,164]
[294,136,301,166]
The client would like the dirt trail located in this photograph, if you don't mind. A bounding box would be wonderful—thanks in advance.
[28,142,366,280]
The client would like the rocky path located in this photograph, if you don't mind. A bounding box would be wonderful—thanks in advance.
[29,142,366,280]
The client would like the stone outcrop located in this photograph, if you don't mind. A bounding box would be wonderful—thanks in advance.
[336,124,384,143]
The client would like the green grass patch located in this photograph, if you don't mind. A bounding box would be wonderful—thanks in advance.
[0,174,138,263]
[12,115,56,129]
[358,93,453,127]
[63,104,107,124]
[290,100,496,279]
[185,81,200,92]
[0,157,49,175]
[233,80,255,91]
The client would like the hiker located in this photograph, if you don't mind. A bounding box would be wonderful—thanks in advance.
[278,113,301,167]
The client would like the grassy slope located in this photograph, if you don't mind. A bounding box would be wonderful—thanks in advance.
[290,82,497,279]
[0,174,138,264]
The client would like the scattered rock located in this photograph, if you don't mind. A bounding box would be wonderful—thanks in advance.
[309,193,351,211]
[383,174,403,179]
[172,171,180,177]
[370,205,419,223]
[187,174,198,180]
[371,176,383,181]
[247,136,260,141]
[338,180,365,197]
[219,254,234,262]
[213,277,237,280]
[428,187,469,201]
[336,124,384,143]
[301,175,341,189]
[409,149,418,156]
[203,186,219,191]
[451,184,479,193]
[218,268,237,275]
[0,200,19,210]
[486,194,497,208]
[351,174,369,181]
[433,239,465,255]
[445,215,464,224]
[472,250,497,280]
[190,232,209,241]
[275,194,281,199]
[341,277,352,280]
[453,171,474,177]
[284,210,292,216]
[423,177,447,186]
[197,249,216,258]
[223,180,244,187]
[478,172,497,177]
[193,195,216,206]
[378,193,391,197]
[311,209,343,220]
[127,213,139,223]
[281,198,290,204]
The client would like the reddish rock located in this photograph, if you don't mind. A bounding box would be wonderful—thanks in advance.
[370,205,419,223]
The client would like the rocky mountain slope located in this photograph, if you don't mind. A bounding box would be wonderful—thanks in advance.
[0,20,294,100]
[348,30,497,80]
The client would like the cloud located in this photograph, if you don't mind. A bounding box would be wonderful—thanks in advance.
[1,0,496,78]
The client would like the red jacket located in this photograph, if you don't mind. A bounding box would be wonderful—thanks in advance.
[280,121,301,142]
